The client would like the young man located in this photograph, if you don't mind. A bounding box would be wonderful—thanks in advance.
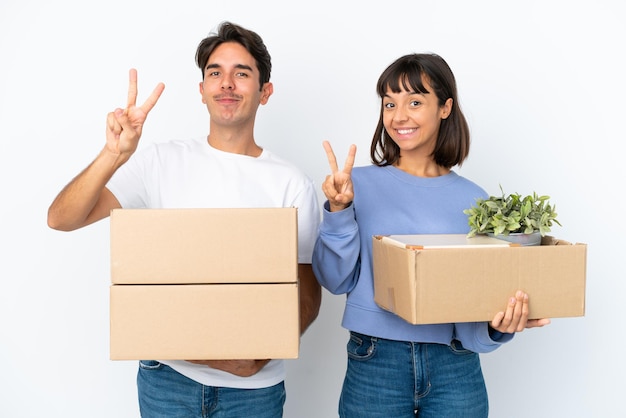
[48,22,321,417]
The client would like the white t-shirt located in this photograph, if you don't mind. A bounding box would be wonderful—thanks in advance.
[107,137,321,389]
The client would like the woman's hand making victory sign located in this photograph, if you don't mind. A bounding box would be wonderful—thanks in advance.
[322,140,357,212]
[105,68,165,162]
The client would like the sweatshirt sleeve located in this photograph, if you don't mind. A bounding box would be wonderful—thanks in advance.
[453,322,515,353]
[312,201,362,295]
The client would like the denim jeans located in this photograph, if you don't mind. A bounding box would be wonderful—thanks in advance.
[137,360,285,418]
[338,332,488,418]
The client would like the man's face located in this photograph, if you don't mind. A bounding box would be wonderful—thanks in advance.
[199,41,272,127]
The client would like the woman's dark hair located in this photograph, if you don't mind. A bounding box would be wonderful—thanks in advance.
[370,53,470,168]
[195,21,271,91]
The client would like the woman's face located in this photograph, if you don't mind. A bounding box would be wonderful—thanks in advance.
[382,76,452,159]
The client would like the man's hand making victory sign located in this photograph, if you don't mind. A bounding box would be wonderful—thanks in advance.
[321,140,357,212]
[105,68,165,161]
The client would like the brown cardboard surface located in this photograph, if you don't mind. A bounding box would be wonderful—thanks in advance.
[110,208,298,284]
[110,283,299,360]
[373,234,587,324]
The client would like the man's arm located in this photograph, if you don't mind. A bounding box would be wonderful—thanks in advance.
[47,152,124,230]
[47,69,164,231]
[298,263,321,335]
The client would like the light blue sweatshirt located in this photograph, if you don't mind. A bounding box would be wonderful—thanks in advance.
[312,165,513,353]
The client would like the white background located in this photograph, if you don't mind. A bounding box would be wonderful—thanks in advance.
[1,0,624,417]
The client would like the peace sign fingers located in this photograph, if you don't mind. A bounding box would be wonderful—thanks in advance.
[321,141,357,212]
[104,69,165,158]
[125,68,165,116]
[323,140,356,176]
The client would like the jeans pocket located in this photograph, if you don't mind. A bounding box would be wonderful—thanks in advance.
[138,360,163,370]
[448,339,474,355]
[346,332,376,360]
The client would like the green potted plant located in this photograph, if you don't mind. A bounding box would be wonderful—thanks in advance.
[463,186,561,246]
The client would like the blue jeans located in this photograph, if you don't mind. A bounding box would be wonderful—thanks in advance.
[339,332,488,418]
[137,360,285,418]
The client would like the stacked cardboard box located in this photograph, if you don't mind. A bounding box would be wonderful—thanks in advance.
[373,234,587,324]
[109,208,300,360]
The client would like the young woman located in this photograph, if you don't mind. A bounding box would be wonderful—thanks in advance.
[313,53,549,418]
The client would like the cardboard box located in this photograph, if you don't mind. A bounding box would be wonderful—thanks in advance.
[109,208,300,360]
[110,283,299,360]
[372,234,587,324]
[110,208,298,284]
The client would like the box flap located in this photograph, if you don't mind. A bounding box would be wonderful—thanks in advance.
[373,236,418,322]
[383,233,513,249]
